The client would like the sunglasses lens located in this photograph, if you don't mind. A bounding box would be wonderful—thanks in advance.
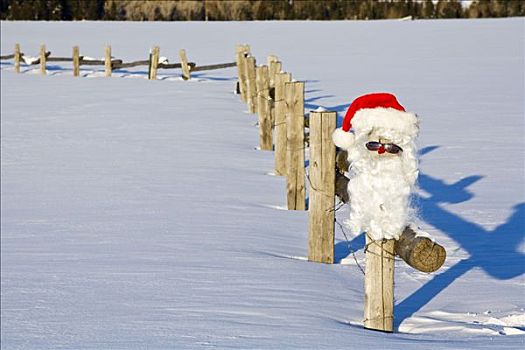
[386,144,402,154]
[366,142,381,151]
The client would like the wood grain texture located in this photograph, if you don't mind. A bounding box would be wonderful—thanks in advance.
[191,62,236,72]
[256,65,272,151]
[149,46,159,80]
[236,44,250,102]
[285,81,306,211]
[245,56,257,114]
[39,44,46,75]
[14,43,20,73]
[364,236,395,332]
[274,72,292,176]
[105,45,112,77]
[179,49,190,80]
[308,112,336,263]
[72,46,80,77]
[268,60,281,88]
[395,226,446,273]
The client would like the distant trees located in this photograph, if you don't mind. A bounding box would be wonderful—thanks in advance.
[1,0,104,20]
[1,0,524,21]
[465,0,525,18]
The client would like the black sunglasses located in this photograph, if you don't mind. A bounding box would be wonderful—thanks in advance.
[365,141,403,154]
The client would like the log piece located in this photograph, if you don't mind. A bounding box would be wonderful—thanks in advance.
[395,226,446,273]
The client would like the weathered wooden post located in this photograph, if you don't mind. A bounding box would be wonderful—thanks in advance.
[72,46,80,77]
[267,55,279,66]
[256,65,272,150]
[39,44,46,75]
[364,237,395,332]
[274,72,291,176]
[284,81,306,210]
[179,49,191,80]
[269,60,281,89]
[14,43,21,73]
[245,56,257,114]
[149,46,159,80]
[105,45,112,77]
[235,44,250,102]
[308,111,336,263]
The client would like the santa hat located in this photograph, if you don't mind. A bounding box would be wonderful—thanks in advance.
[332,92,418,149]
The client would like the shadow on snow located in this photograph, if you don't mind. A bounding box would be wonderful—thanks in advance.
[333,145,525,329]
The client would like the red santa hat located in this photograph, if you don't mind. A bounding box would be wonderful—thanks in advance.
[332,92,418,149]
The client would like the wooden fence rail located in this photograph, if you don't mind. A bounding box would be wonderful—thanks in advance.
[0,43,235,79]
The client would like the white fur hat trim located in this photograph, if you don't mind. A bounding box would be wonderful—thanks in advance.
[351,107,418,140]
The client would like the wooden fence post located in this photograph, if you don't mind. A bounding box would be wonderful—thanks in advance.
[285,81,306,211]
[179,49,191,80]
[245,56,257,114]
[256,65,272,150]
[236,44,250,102]
[73,46,80,77]
[269,60,281,90]
[364,236,395,332]
[267,55,279,66]
[149,46,159,80]
[274,72,291,176]
[39,44,46,75]
[105,45,112,77]
[308,111,336,263]
[14,43,21,73]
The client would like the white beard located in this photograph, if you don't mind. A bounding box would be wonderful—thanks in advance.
[345,133,418,241]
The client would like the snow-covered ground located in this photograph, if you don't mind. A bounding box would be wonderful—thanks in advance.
[1,19,524,349]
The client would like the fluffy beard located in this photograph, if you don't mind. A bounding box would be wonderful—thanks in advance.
[345,135,418,241]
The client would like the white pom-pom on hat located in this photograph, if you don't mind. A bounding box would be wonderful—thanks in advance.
[332,127,355,150]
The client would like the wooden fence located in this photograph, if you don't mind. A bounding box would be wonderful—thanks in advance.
[1,41,446,333]
[234,44,446,333]
[0,43,237,80]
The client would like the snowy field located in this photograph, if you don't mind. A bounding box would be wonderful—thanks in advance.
[1,18,524,349]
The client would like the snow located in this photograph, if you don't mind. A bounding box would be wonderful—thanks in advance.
[1,18,524,349]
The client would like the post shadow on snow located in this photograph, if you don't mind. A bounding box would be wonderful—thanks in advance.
[330,145,525,329]
[304,102,350,117]
[394,145,525,329]
[334,235,365,264]
[305,95,336,104]
[303,89,349,117]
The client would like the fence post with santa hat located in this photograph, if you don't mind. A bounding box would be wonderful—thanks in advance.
[332,92,446,332]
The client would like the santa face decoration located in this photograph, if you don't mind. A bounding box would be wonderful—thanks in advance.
[332,93,419,241]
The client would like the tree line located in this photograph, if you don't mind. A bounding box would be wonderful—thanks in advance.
[1,0,524,21]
